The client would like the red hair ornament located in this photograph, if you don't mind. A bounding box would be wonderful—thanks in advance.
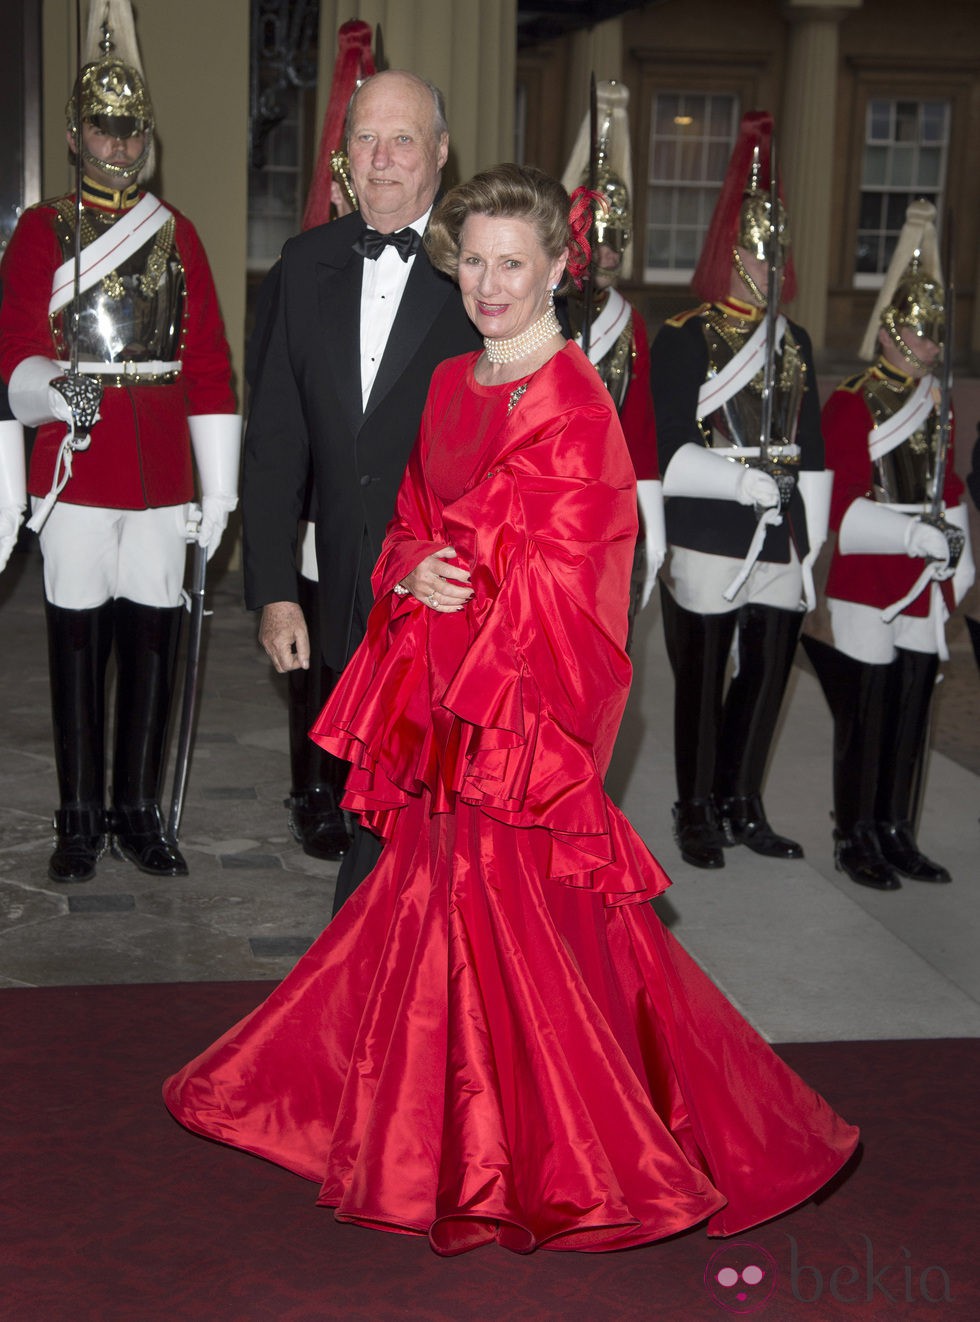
[567,186,606,288]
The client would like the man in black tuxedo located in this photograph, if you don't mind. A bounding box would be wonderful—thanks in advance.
[242,70,481,914]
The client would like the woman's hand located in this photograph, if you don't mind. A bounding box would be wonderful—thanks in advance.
[400,546,473,612]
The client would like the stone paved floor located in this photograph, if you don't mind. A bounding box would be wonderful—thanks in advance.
[1,539,978,1043]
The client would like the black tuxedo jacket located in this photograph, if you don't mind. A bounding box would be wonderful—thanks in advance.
[242,210,481,670]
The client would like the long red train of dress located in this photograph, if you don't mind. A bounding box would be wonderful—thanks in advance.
[164,345,858,1256]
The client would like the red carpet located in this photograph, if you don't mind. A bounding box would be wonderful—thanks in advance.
[1,982,976,1321]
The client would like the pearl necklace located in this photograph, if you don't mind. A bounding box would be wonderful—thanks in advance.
[484,305,562,364]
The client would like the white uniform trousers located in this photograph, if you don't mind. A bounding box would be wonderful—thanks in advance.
[34,500,191,610]
[829,587,945,665]
[665,544,805,615]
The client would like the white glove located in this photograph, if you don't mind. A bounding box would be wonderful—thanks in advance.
[797,468,834,612]
[189,414,242,562]
[0,507,22,573]
[197,494,238,559]
[905,518,951,575]
[838,497,911,556]
[8,356,64,427]
[663,443,779,508]
[0,420,26,573]
[636,479,665,608]
[736,467,781,509]
[48,386,74,425]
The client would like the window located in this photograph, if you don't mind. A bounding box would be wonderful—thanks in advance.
[247,95,308,272]
[644,92,740,284]
[854,97,949,287]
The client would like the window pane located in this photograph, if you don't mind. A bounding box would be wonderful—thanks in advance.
[656,94,679,134]
[895,101,918,141]
[863,145,888,186]
[890,144,914,186]
[868,100,891,142]
[918,146,941,188]
[854,95,949,282]
[644,91,739,279]
[885,192,909,230]
[921,101,947,143]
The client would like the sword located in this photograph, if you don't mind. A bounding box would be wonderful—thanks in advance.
[27,0,102,535]
[758,133,793,508]
[921,210,965,570]
[167,536,208,843]
[580,73,599,358]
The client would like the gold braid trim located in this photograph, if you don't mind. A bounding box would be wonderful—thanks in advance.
[54,198,176,300]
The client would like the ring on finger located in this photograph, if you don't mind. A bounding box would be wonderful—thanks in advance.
[427,592,438,607]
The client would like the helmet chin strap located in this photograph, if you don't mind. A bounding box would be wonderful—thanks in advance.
[81,133,151,182]
[880,311,933,375]
[732,247,766,307]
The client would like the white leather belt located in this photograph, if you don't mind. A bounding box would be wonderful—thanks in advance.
[57,360,182,383]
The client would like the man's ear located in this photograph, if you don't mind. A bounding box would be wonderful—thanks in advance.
[436,133,449,172]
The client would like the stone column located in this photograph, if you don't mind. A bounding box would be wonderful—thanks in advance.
[779,0,862,350]
[562,18,625,166]
[316,0,516,184]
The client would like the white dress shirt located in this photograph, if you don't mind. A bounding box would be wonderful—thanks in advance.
[359,209,432,411]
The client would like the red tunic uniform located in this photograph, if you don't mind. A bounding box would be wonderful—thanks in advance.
[822,361,963,619]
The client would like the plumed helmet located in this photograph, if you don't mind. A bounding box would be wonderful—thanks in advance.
[859,198,944,365]
[562,80,634,276]
[66,57,154,137]
[692,110,796,304]
[302,19,376,230]
[737,145,789,262]
[65,0,155,181]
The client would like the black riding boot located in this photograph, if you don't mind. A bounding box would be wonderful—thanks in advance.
[875,648,950,883]
[108,598,188,877]
[660,583,734,868]
[284,573,351,862]
[45,600,113,882]
[801,636,900,891]
[715,604,804,859]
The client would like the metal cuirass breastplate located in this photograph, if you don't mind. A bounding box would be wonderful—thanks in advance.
[49,201,186,364]
[594,324,633,412]
[567,293,634,411]
[699,308,806,457]
[864,373,938,506]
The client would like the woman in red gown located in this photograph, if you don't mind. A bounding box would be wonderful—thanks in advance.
[164,165,858,1256]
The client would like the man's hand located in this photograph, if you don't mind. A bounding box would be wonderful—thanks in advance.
[259,600,310,673]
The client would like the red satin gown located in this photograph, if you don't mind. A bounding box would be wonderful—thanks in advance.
[164,344,858,1256]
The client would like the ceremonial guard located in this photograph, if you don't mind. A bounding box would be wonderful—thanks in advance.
[650,111,830,869]
[0,3,239,883]
[803,200,974,889]
[561,80,663,646]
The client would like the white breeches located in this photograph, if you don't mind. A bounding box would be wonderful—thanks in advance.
[666,545,804,615]
[35,500,191,609]
[829,586,947,664]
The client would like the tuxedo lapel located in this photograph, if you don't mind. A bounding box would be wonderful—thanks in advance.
[363,255,455,422]
[315,233,364,438]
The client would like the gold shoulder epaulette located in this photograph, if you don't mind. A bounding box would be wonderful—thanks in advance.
[838,370,868,394]
[32,195,71,213]
[665,303,709,328]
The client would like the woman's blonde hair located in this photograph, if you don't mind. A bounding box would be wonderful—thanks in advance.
[425,163,574,288]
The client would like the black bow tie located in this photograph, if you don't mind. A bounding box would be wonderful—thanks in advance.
[353,227,421,262]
